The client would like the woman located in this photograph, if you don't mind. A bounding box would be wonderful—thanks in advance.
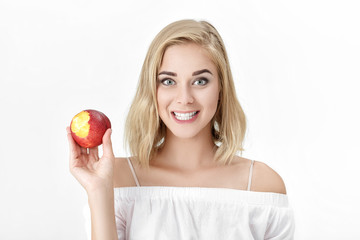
[67,19,295,240]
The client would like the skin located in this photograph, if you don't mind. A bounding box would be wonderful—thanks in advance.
[67,127,117,240]
[67,42,286,239]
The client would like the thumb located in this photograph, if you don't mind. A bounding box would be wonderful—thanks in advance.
[102,128,114,158]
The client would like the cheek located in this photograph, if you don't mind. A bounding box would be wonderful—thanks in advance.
[203,87,220,110]
[157,88,170,112]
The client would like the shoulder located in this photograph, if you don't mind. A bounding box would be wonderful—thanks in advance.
[251,160,287,194]
[113,157,138,188]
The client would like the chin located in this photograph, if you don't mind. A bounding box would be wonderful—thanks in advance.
[172,132,200,139]
[167,124,210,140]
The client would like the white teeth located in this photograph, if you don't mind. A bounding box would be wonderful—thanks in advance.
[173,111,198,120]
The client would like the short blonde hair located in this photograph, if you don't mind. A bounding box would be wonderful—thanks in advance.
[124,19,246,168]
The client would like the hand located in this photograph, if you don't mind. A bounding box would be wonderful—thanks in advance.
[66,127,115,193]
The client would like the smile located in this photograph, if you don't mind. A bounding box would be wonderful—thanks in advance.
[172,111,199,121]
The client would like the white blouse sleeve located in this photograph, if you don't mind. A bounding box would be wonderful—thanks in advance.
[264,205,295,240]
[114,196,126,240]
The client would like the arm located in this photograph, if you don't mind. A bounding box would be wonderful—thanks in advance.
[67,127,118,240]
[88,188,118,240]
[251,161,287,194]
[251,161,295,239]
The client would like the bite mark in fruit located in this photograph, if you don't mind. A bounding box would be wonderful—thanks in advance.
[70,111,90,138]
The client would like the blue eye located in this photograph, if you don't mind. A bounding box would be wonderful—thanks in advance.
[161,79,175,86]
[194,78,208,86]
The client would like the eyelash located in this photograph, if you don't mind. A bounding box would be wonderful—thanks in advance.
[159,78,209,86]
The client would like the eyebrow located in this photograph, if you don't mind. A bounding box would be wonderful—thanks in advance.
[158,71,177,76]
[158,69,213,77]
[192,69,212,76]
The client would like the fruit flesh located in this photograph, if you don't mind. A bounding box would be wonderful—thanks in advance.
[71,111,90,138]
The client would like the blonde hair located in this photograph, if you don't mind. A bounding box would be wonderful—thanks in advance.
[124,19,246,168]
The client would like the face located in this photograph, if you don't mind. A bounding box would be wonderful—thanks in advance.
[156,43,220,140]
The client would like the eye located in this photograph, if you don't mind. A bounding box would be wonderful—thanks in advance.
[161,79,175,86]
[194,78,208,86]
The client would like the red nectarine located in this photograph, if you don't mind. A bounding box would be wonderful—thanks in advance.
[70,109,111,148]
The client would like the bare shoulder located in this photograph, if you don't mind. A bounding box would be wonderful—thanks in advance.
[113,157,137,188]
[251,160,287,194]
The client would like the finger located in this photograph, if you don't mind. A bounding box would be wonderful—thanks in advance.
[67,126,86,171]
[66,126,80,158]
[102,128,114,158]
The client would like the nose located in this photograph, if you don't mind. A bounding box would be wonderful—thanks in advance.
[176,84,194,105]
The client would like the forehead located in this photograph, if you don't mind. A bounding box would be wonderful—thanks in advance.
[159,43,217,73]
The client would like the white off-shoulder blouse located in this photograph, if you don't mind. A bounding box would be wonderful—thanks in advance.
[110,158,295,240]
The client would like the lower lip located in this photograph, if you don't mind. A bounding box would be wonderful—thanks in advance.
[172,111,199,124]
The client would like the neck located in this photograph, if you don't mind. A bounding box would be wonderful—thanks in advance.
[151,124,219,171]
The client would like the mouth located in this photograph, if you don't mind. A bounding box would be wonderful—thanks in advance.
[171,111,200,121]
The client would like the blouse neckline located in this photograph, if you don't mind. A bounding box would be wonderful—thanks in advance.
[114,186,289,207]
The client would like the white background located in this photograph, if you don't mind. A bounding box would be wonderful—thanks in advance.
[1,0,359,239]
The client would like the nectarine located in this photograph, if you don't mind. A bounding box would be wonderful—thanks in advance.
[70,109,111,148]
